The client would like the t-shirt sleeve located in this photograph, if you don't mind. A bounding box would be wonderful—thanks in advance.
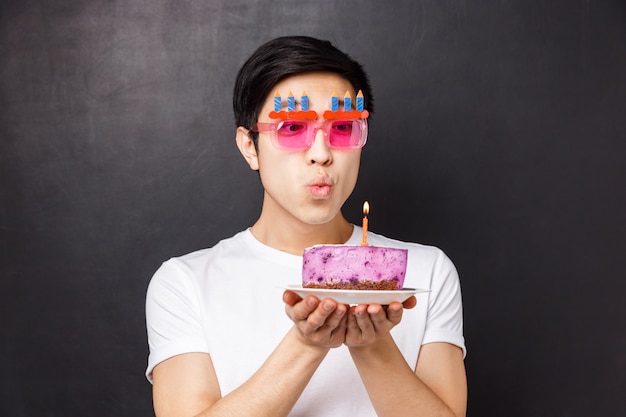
[145,259,209,383]
[422,249,466,358]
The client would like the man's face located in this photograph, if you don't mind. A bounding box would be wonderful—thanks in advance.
[250,72,363,226]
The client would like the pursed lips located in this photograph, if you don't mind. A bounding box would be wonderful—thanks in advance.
[308,177,333,198]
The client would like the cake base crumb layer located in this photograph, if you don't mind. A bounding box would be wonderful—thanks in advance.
[303,280,399,290]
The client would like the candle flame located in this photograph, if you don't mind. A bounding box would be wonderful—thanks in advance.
[363,201,369,216]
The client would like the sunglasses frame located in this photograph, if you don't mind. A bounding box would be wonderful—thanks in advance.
[253,110,369,151]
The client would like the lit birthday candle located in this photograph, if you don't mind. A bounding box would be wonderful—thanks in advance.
[356,90,364,112]
[274,91,281,112]
[287,91,295,111]
[344,91,352,111]
[331,91,338,112]
[301,91,309,111]
[361,201,369,246]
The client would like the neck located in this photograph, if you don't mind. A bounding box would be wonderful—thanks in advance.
[250,206,354,256]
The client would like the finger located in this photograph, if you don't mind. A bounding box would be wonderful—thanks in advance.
[323,302,348,331]
[305,298,339,329]
[328,312,349,347]
[346,305,361,336]
[367,303,394,332]
[353,304,375,335]
[283,290,302,306]
[322,304,348,346]
[288,296,319,321]
[305,299,348,347]
[384,301,404,326]
[402,295,417,309]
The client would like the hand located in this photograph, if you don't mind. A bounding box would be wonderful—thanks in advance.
[345,296,417,347]
[283,290,349,348]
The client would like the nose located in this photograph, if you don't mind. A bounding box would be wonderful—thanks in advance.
[306,126,332,165]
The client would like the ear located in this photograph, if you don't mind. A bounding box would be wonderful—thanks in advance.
[236,126,259,171]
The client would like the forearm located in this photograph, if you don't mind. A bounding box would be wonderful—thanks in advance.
[349,335,460,417]
[195,326,329,417]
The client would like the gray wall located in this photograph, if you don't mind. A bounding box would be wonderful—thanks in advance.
[1,1,625,415]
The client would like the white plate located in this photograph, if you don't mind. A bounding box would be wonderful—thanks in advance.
[285,285,430,305]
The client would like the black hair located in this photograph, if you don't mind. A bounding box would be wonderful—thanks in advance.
[233,36,374,139]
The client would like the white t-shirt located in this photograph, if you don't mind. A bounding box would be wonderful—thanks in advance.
[145,226,465,416]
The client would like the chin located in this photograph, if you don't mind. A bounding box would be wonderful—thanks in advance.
[299,208,341,226]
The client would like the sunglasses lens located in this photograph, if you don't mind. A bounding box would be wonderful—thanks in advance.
[275,121,311,150]
[328,120,364,149]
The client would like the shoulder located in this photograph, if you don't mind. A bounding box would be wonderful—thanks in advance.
[147,229,252,291]
[160,229,252,272]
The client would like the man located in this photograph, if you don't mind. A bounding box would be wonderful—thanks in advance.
[146,36,467,417]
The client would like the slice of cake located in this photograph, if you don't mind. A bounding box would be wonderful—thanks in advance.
[302,245,408,290]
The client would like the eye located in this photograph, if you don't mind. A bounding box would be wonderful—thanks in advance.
[331,121,354,135]
[277,121,307,135]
